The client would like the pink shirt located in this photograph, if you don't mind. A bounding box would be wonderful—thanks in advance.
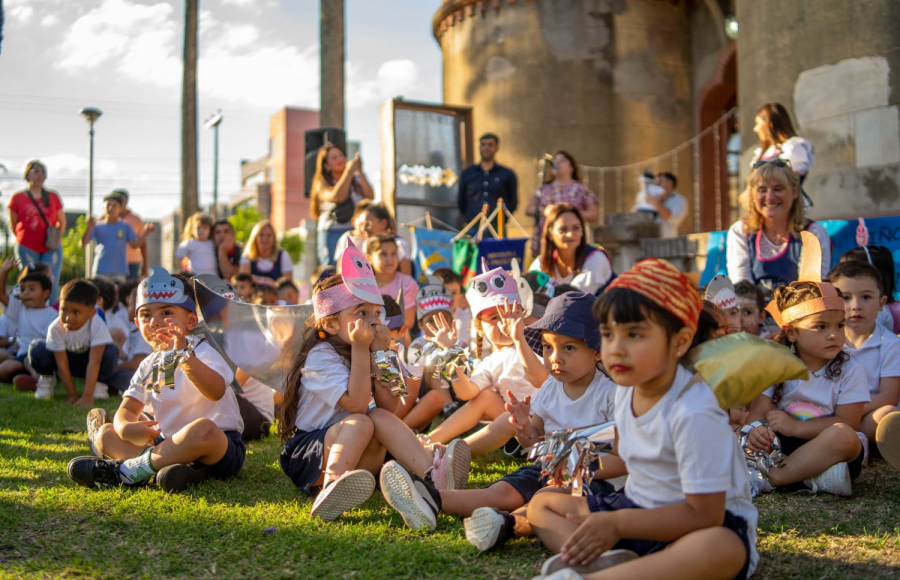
[377,272,419,310]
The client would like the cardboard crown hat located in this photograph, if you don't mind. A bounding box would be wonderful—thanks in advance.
[313,238,383,320]
[764,231,843,327]
[465,258,521,319]
[416,275,453,320]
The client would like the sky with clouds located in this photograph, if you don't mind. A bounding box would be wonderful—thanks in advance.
[0,0,443,221]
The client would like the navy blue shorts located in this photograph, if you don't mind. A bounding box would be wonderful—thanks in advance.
[587,491,751,580]
[779,433,864,479]
[280,427,329,496]
[15,353,27,364]
[496,463,614,503]
[152,430,245,480]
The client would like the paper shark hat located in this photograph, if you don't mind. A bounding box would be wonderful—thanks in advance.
[137,267,196,312]
[510,258,534,317]
[193,274,237,301]
[705,275,737,311]
[764,231,843,327]
[313,239,384,320]
[416,275,453,320]
[465,259,521,319]
[381,287,406,330]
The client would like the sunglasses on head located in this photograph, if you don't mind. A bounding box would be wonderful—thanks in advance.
[752,159,792,170]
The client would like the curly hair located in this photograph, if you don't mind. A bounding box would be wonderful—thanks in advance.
[276,275,353,443]
[770,281,849,405]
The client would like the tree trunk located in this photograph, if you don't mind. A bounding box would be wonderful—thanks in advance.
[320,0,344,129]
[181,0,199,224]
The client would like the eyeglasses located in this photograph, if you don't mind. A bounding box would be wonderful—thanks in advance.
[752,159,792,170]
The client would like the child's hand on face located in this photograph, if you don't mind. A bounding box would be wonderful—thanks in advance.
[349,318,375,349]
[498,299,526,341]
[746,424,776,453]
[505,391,532,433]
[426,312,458,349]
[122,420,162,446]
[370,323,392,352]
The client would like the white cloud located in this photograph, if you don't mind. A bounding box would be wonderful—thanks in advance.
[6,0,35,25]
[347,59,419,109]
[40,14,60,27]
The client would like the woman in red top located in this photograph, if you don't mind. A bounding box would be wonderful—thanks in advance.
[8,160,65,302]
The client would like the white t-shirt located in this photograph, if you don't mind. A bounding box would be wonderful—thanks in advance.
[528,249,613,295]
[615,365,758,576]
[122,341,242,437]
[294,342,353,432]
[530,368,617,433]
[122,325,153,361]
[399,340,425,380]
[469,346,541,403]
[658,193,688,238]
[762,357,870,417]
[455,307,473,346]
[726,220,832,284]
[45,314,113,354]
[176,238,218,276]
[239,250,294,281]
[13,306,58,357]
[241,377,276,422]
[844,324,900,396]
[751,136,815,176]
[104,307,130,338]
[334,232,412,263]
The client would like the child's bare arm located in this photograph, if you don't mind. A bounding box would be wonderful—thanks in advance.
[450,366,481,400]
[499,299,548,388]
[338,320,377,413]
[54,350,77,398]
[864,377,900,414]
[767,401,864,439]
[114,396,160,447]
[0,257,16,306]
[82,344,105,393]
[182,353,227,401]
[505,391,543,449]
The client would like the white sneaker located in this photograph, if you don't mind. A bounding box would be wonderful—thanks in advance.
[803,462,852,496]
[309,469,376,522]
[749,467,775,497]
[540,550,639,577]
[464,507,511,552]
[34,375,55,399]
[93,382,110,400]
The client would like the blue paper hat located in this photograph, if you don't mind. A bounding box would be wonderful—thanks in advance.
[136,267,196,312]
[524,291,602,354]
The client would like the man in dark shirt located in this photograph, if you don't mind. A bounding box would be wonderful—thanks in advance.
[213,220,244,280]
[458,133,518,231]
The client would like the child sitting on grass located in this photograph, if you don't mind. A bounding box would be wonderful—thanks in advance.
[0,265,56,389]
[734,280,768,336]
[29,280,119,405]
[527,259,757,580]
[424,266,547,456]
[744,278,869,496]
[68,268,245,493]
[433,267,472,345]
[381,292,622,551]
[366,234,419,329]
[828,260,900,472]
[278,246,470,526]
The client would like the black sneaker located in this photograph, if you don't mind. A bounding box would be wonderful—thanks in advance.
[502,437,524,458]
[156,463,210,493]
[464,507,515,551]
[379,460,442,531]
[86,408,110,458]
[67,456,126,489]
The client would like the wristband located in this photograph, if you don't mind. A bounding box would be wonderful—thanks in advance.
[739,420,766,436]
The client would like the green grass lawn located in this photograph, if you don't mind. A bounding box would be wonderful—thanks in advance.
[1,385,899,580]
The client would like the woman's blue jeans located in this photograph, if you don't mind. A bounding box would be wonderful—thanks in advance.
[15,244,63,303]
[317,226,350,267]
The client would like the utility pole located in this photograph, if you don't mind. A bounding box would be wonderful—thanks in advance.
[204,111,223,219]
[80,107,102,276]
[320,0,345,129]
[181,0,199,222]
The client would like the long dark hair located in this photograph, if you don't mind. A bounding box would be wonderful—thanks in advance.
[540,203,588,275]
[756,103,798,151]
[276,275,353,443]
[543,150,582,185]
[770,281,849,405]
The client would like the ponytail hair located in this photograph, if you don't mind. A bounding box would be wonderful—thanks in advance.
[276,275,353,443]
[769,281,849,405]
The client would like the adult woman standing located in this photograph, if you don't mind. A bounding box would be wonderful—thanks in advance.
[726,161,831,292]
[309,144,374,266]
[751,103,815,206]
[525,151,598,256]
[239,220,293,285]
[528,203,613,295]
[8,160,65,301]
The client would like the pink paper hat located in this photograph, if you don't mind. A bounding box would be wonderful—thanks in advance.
[705,275,737,310]
[313,239,384,320]
[466,259,521,319]
[416,275,453,320]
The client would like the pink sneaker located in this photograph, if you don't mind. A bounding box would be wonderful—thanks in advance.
[429,439,471,491]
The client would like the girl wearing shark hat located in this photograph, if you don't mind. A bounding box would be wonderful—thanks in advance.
[277,241,471,526]
[424,263,548,456]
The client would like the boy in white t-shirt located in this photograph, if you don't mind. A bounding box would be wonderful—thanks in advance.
[0,269,57,387]
[28,279,119,405]
[67,268,245,493]
[828,260,900,472]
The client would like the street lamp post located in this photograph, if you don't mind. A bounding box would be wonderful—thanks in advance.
[80,107,102,276]
[204,111,223,219]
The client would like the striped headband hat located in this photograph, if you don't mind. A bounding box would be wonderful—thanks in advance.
[606,258,701,333]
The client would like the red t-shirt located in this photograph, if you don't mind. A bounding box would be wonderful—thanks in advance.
[8,189,63,254]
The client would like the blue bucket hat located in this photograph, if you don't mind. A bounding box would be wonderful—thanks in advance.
[524,291,602,355]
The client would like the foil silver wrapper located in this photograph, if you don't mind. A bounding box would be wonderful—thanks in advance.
[413,342,477,387]
[528,421,617,495]
[141,336,196,395]
[374,346,410,397]
[740,425,785,478]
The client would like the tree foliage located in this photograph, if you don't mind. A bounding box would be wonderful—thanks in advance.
[61,215,87,285]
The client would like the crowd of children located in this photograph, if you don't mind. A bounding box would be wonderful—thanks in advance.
[4,194,900,580]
